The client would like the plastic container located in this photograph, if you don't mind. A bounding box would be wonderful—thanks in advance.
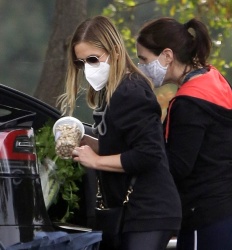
[53,117,85,159]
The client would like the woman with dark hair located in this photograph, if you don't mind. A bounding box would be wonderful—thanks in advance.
[136,17,232,250]
[58,16,182,250]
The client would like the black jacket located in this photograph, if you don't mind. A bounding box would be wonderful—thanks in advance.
[164,67,232,230]
[94,73,182,232]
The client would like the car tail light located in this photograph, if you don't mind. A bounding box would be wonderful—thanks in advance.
[0,106,54,247]
[14,135,34,153]
[0,129,36,161]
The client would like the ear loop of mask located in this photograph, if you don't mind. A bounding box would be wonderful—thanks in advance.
[104,55,110,64]
[92,104,107,136]
[92,91,107,136]
[91,55,110,136]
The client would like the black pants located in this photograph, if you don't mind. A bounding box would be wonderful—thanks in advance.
[177,216,232,250]
[120,230,174,250]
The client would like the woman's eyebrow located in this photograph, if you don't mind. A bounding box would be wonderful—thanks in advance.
[137,55,147,60]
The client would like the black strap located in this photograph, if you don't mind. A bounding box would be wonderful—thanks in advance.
[123,176,136,205]
[96,175,137,208]
[129,176,136,188]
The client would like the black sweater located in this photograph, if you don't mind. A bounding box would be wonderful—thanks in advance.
[94,73,182,232]
[164,67,232,230]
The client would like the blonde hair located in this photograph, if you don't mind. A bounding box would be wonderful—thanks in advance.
[57,15,152,115]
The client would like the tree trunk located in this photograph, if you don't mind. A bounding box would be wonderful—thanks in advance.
[34,0,87,107]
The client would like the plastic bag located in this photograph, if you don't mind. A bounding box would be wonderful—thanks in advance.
[39,157,60,209]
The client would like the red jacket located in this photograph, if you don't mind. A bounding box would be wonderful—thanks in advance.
[164,66,232,229]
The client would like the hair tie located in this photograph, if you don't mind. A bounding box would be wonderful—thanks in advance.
[187,28,196,38]
[183,23,196,39]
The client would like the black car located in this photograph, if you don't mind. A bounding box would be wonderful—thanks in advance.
[0,84,176,249]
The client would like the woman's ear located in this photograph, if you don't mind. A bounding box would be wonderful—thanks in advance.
[163,48,173,64]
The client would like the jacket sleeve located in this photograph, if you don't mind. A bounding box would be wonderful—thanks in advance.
[109,78,167,175]
[165,98,208,181]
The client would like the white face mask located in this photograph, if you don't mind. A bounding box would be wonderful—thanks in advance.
[84,56,110,91]
[138,57,168,88]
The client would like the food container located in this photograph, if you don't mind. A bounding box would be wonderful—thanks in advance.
[53,116,85,159]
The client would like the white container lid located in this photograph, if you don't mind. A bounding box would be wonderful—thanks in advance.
[53,116,85,138]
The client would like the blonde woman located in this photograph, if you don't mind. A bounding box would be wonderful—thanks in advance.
[58,16,181,250]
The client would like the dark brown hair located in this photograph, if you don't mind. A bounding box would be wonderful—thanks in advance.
[137,17,212,68]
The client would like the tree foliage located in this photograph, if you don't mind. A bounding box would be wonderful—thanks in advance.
[102,0,232,75]
[101,0,232,120]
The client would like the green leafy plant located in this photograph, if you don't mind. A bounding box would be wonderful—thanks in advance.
[35,119,85,222]
[102,0,232,75]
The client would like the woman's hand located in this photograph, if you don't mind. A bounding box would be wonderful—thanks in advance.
[80,134,99,153]
[72,145,99,169]
[72,146,125,173]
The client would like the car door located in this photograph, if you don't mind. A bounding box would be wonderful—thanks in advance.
[0,84,98,231]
